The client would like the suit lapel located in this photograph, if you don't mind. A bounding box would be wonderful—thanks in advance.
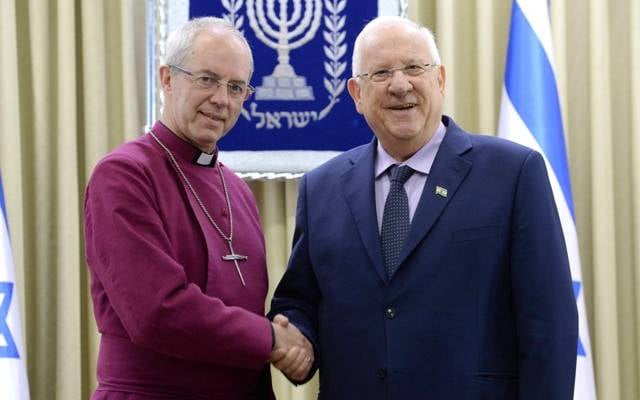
[396,119,473,270]
[340,141,387,283]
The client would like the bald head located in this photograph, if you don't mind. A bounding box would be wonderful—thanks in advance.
[351,16,441,77]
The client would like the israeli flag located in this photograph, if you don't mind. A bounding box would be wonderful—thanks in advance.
[0,173,30,399]
[498,1,596,398]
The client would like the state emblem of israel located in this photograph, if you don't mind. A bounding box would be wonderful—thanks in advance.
[156,1,404,173]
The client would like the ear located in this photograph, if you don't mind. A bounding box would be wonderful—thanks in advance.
[159,65,173,93]
[436,64,446,95]
[347,78,364,115]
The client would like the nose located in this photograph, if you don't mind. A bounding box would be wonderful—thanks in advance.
[387,70,413,96]
[207,83,230,106]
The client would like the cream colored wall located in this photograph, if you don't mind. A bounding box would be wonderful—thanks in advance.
[1,0,638,399]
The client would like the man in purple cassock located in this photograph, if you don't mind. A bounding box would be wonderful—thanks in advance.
[83,17,313,400]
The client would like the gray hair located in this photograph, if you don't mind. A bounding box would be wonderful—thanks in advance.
[165,17,254,76]
[351,16,441,77]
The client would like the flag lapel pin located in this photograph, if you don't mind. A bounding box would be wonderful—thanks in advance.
[435,186,448,197]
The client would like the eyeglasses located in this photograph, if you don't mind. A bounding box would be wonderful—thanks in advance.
[169,64,255,99]
[356,63,439,83]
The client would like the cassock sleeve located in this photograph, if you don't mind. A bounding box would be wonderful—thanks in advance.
[84,154,272,369]
[510,150,578,399]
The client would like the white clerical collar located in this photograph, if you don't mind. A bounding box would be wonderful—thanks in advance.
[192,151,217,167]
[152,121,219,167]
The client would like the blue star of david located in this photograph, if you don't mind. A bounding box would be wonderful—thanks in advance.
[573,281,586,357]
[0,281,19,358]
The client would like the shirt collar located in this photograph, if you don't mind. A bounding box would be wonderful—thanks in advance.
[149,121,218,167]
[374,121,447,179]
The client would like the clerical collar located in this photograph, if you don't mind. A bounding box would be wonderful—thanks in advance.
[149,121,218,167]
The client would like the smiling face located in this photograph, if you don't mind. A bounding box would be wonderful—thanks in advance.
[159,28,252,153]
[347,20,446,161]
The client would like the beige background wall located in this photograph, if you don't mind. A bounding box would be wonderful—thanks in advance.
[1,0,638,399]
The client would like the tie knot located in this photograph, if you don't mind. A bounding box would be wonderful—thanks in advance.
[389,165,414,184]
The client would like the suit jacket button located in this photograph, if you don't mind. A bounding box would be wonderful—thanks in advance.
[385,307,396,319]
[376,368,387,379]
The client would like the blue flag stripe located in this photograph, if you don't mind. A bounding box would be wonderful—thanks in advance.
[0,173,7,226]
[504,1,575,216]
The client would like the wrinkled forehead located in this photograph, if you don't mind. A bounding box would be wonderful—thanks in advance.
[188,30,253,76]
[191,29,250,59]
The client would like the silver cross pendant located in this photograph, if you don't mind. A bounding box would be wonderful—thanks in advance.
[221,240,248,287]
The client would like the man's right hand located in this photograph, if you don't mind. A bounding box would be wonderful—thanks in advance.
[270,314,314,382]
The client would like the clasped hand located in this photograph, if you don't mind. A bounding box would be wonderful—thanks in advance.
[270,314,314,381]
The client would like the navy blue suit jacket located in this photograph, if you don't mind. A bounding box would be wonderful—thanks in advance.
[270,116,578,399]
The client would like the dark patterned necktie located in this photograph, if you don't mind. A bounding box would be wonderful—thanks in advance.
[381,165,415,279]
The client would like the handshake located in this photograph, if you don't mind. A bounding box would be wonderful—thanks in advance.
[269,314,314,382]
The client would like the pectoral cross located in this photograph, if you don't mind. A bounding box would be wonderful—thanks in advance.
[221,239,247,287]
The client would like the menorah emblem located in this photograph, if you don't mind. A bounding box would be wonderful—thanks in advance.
[246,0,323,100]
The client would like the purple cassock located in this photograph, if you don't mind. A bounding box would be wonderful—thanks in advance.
[84,121,275,400]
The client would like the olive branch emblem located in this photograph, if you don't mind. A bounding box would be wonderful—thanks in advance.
[319,0,347,119]
[221,0,245,32]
